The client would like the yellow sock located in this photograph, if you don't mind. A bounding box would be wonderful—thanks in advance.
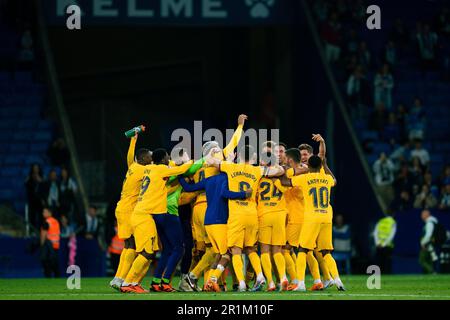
[248,252,263,276]
[273,252,286,280]
[137,259,150,284]
[291,251,297,264]
[204,269,211,285]
[306,251,320,281]
[124,254,149,284]
[116,248,137,280]
[260,253,273,284]
[296,252,307,281]
[323,253,340,279]
[284,251,296,281]
[232,255,244,282]
[192,247,215,278]
[315,250,332,280]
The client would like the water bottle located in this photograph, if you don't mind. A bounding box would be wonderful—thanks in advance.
[124,125,145,138]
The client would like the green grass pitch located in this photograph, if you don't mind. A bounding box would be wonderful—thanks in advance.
[1,275,450,300]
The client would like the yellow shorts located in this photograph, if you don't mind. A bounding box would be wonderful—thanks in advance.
[115,210,133,240]
[299,221,333,251]
[227,214,258,249]
[130,213,159,254]
[205,224,228,255]
[286,222,303,247]
[192,202,210,244]
[258,211,287,246]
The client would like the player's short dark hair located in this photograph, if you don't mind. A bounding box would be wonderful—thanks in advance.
[89,204,98,211]
[262,141,277,150]
[152,148,168,164]
[298,144,313,154]
[238,145,255,162]
[285,148,301,163]
[278,142,287,150]
[136,148,151,162]
[308,155,322,170]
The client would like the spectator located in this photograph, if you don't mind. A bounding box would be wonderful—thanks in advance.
[373,211,397,274]
[407,98,426,140]
[419,210,439,274]
[39,169,60,217]
[439,165,450,187]
[59,168,78,221]
[347,65,369,116]
[373,152,396,206]
[385,40,397,66]
[439,184,450,210]
[369,102,387,132]
[410,139,430,167]
[374,64,394,110]
[435,7,450,36]
[60,214,76,238]
[25,163,44,232]
[357,41,371,69]
[321,11,342,63]
[47,138,70,168]
[345,29,359,55]
[390,140,411,169]
[416,24,438,72]
[414,184,438,209]
[333,214,352,253]
[18,28,34,67]
[393,190,413,211]
[409,157,425,193]
[80,205,100,240]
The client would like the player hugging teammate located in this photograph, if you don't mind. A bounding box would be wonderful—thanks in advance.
[109,114,345,293]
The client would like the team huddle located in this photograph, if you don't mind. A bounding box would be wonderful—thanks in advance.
[109,114,346,293]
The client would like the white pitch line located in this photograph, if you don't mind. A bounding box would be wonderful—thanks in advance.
[1,293,450,299]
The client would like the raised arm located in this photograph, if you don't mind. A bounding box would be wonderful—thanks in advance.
[223,114,247,158]
[278,174,293,187]
[177,176,206,193]
[273,178,288,193]
[167,157,205,184]
[126,134,138,167]
[312,134,326,160]
[261,164,285,177]
[161,160,194,178]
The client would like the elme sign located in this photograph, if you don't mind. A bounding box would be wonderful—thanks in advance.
[45,0,295,26]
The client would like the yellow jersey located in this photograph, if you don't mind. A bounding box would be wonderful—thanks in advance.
[193,124,244,206]
[220,162,263,216]
[116,138,143,213]
[284,166,304,224]
[291,171,335,223]
[257,177,287,217]
[133,161,193,215]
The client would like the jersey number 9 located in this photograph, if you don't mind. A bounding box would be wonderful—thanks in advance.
[139,176,151,196]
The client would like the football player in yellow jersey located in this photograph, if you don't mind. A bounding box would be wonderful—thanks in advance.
[284,148,323,291]
[257,151,289,292]
[109,132,152,291]
[282,155,345,291]
[297,135,336,289]
[120,148,193,293]
[207,144,285,292]
[183,114,247,291]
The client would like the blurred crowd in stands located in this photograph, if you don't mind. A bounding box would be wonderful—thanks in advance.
[312,0,450,213]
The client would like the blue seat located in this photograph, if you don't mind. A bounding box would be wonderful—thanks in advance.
[24,155,43,165]
[0,189,13,201]
[33,131,52,142]
[14,72,33,83]
[9,143,28,153]
[13,132,34,141]
[0,166,22,177]
[30,142,48,153]
[3,155,26,165]
[361,130,379,141]
[18,119,38,129]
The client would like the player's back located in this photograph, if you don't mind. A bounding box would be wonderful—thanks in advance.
[284,187,304,224]
[220,162,262,216]
[116,162,146,213]
[192,165,220,205]
[133,164,170,215]
[292,171,334,223]
[257,177,286,217]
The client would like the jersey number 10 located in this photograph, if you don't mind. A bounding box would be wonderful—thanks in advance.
[309,187,329,209]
